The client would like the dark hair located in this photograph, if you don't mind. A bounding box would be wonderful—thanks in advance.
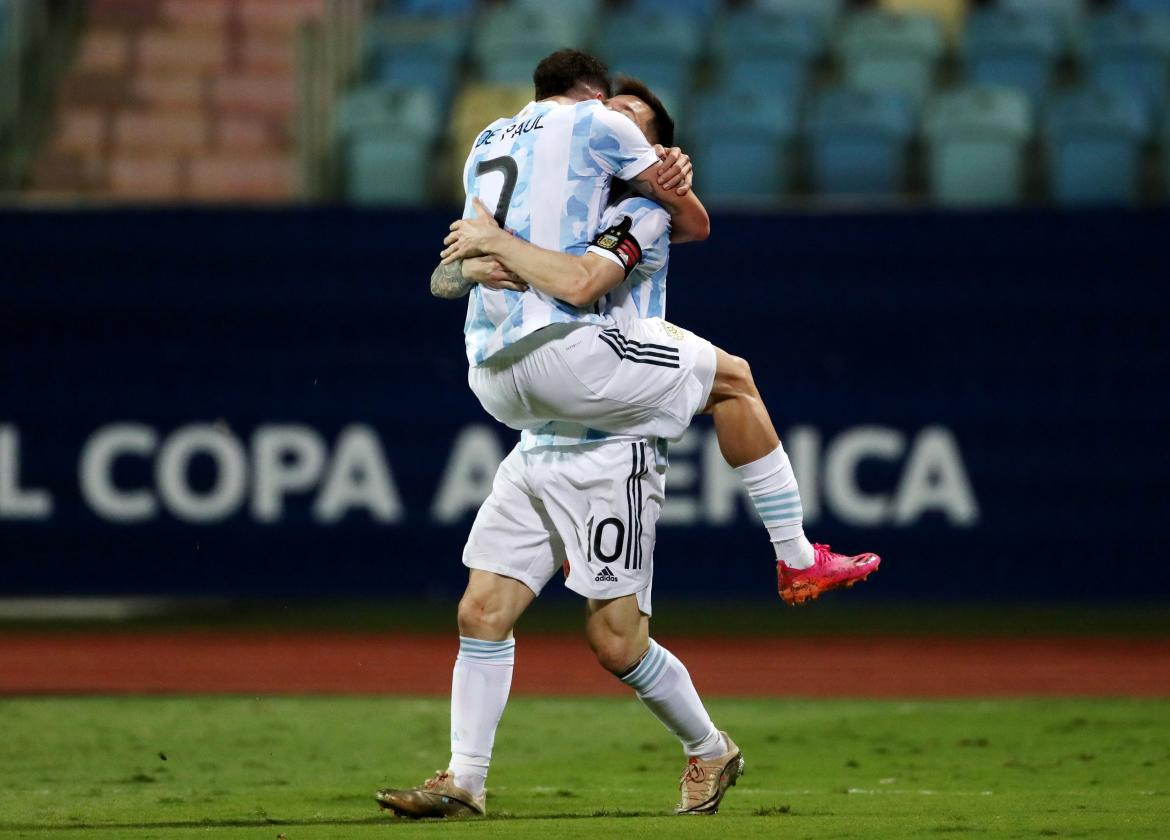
[533,49,612,100]
[614,75,674,148]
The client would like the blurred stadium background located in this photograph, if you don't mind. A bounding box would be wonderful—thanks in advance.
[5,0,1170,204]
[1,0,1169,835]
[1,0,1168,605]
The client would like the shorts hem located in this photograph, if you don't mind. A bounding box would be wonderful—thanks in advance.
[563,577,650,604]
[462,555,546,598]
[694,340,717,414]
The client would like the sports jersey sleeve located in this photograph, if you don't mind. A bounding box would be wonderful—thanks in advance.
[587,106,661,181]
[586,199,670,278]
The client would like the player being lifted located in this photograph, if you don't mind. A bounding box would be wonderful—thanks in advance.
[376,53,879,819]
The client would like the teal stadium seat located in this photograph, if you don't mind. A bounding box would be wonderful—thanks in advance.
[595,11,702,94]
[393,0,476,15]
[755,0,844,40]
[1084,10,1170,120]
[1000,0,1086,46]
[838,11,944,104]
[712,9,824,100]
[336,86,440,203]
[363,15,467,112]
[630,0,718,19]
[472,4,595,85]
[1123,0,1170,11]
[963,9,1062,104]
[688,90,798,201]
[1044,87,1150,204]
[925,87,1033,206]
[0,0,15,130]
[806,87,917,196]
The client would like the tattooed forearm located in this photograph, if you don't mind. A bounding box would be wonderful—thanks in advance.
[430,260,473,299]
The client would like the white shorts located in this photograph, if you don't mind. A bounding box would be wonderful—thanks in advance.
[468,318,717,442]
[462,439,665,613]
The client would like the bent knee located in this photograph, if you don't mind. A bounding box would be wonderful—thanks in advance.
[710,353,756,403]
[591,635,646,676]
[457,592,513,640]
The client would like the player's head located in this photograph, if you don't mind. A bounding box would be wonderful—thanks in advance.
[607,75,675,148]
[533,49,612,102]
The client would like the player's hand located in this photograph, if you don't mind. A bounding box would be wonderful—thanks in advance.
[462,256,528,292]
[655,144,693,196]
[441,197,504,264]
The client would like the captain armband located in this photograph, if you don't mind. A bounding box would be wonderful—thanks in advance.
[588,215,643,279]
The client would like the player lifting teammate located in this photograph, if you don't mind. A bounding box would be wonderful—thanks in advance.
[375,51,880,820]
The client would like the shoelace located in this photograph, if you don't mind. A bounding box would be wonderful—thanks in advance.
[423,771,449,791]
[679,758,710,804]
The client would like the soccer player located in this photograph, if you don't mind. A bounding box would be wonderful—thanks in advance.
[376,58,877,819]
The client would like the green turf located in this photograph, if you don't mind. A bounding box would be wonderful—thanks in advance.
[1,697,1167,839]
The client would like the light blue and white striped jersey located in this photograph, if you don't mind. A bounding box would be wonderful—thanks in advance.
[461,98,659,366]
[589,196,670,326]
[520,195,673,452]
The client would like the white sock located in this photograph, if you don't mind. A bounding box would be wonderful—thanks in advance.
[736,444,815,569]
[448,636,515,797]
[619,640,725,760]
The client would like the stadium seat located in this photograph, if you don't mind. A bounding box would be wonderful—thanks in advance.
[925,87,1033,205]
[1122,0,1170,11]
[963,9,1062,104]
[335,84,439,202]
[1083,10,1170,121]
[471,4,593,85]
[630,0,718,19]
[999,0,1086,46]
[369,53,456,115]
[755,0,843,39]
[335,86,440,143]
[363,15,466,111]
[712,9,823,98]
[393,0,476,16]
[687,89,798,201]
[1044,87,1150,204]
[345,135,431,204]
[806,87,917,196]
[838,11,944,103]
[595,11,703,93]
[880,0,967,46]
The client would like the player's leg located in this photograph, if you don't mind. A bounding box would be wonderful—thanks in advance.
[585,588,743,814]
[701,347,880,603]
[533,439,743,813]
[376,447,560,818]
[702,347,811,567]
[446,569,533,799]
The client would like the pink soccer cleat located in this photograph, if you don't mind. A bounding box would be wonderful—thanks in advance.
[777,544,881,605]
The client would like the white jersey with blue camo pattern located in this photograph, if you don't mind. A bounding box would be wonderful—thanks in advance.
[461,98,659,366]
[520,195,673,451]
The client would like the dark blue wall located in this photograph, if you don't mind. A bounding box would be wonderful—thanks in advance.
[1,207,1168,601]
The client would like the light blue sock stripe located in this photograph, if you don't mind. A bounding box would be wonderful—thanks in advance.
[754,491,800,506]
[756,502,802,514]
[621,642,664,691]
[459,637,515,651]
[633,648,669,692]
[623,642,670,693]
[458,637,515,663]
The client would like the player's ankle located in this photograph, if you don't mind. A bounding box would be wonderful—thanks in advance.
[775,534,814,570]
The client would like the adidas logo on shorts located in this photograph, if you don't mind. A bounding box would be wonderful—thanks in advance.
[594,566,619,583]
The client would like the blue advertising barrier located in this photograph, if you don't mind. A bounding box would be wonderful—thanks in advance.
[1,207,1168,600]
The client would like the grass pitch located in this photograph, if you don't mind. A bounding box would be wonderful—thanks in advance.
[0,696,1167,839]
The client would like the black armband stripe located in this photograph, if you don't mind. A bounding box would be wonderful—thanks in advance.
[590,215,643,278]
